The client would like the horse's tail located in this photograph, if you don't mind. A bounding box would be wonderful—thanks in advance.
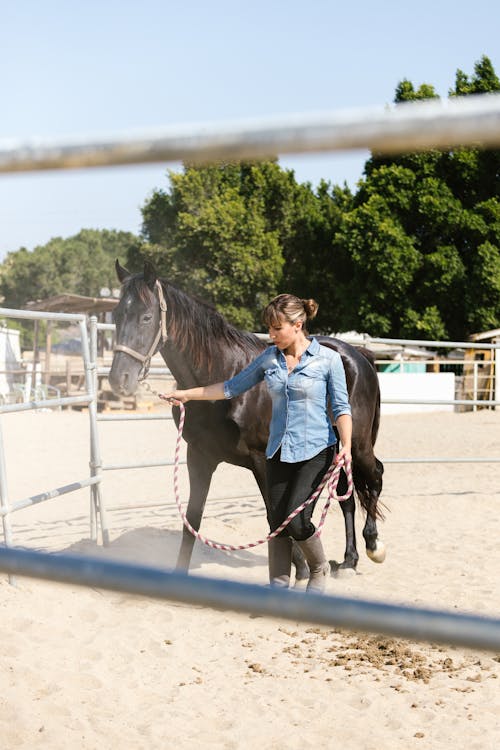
[371,387,381,446]
[356,345,381,447]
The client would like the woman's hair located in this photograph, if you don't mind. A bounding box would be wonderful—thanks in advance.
[262,294,319,332]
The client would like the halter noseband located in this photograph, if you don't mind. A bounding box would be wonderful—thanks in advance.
[114,279,168,379]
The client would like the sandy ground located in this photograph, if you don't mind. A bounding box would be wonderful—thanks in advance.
[0,404,499,749]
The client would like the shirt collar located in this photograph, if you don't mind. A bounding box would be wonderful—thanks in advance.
[273,336,319,361]
[306,337,320,355]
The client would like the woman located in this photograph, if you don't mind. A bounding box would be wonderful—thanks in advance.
[160,294,352,593]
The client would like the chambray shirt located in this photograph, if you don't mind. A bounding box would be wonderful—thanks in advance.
[223,337,351,463]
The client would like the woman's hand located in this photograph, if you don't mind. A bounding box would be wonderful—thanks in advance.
[158,390,188,405]
[335,445,352,466]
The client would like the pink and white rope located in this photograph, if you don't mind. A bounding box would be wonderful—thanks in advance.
[172,402,354,551]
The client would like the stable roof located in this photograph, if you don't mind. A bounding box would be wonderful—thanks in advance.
[469,328,500,343]
[24,294,118,315]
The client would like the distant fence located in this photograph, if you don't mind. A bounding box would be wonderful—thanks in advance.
[1,93,500,647]
[342,335,500,422]
[0,308,110,573]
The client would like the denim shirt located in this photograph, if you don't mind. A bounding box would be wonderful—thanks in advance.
[223,337,351,462]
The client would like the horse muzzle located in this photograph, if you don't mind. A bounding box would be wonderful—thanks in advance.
[108,357,141,397]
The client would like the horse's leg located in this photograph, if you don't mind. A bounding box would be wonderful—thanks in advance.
[250,452,309,583]
[330,467,359,573]
[175,443,216,572]
[358,456,385,563]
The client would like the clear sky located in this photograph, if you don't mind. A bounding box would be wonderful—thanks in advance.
[0,0,498,260]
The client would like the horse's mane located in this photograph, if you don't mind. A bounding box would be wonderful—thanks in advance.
[126,275,265,371]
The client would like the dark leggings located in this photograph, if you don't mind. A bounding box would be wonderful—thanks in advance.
[265,445,335,542]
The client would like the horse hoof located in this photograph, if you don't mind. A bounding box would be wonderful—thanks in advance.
[329,560,357,579]
[366,540,386,563]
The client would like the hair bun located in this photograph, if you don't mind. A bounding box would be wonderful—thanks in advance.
[302,298,319,320]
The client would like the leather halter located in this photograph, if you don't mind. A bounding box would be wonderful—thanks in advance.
[113,279,168,379]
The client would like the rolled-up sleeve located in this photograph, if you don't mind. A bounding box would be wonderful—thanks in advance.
[327,351,351,420]
[223,349,269,399]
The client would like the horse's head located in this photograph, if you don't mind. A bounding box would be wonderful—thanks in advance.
[108,259,167,396]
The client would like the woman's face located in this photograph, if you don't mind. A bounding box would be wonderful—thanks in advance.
[267,314,302,351]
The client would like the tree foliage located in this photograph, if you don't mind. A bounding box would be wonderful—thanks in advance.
[0,228,139,310]
[132,161,354,332]
[332,54,500,338]
[136,161,299,329]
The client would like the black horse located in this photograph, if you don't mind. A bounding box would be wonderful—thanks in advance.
[109,260,385,580]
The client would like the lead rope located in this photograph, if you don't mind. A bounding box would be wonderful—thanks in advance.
[168,401,354,551]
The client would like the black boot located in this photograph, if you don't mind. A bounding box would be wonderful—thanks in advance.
[267,536,293,588]
[297,535,330,593]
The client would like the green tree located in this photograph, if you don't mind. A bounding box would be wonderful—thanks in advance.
[333,55,500,339]
[136,160,353,332]
[277,179,354,333]
[138,161,301,329]
[0,228,140,309]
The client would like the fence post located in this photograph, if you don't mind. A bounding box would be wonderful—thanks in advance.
[0,417,15,583]
[473,361,478,412]
[84,317,109,545]
[495,339,500,411]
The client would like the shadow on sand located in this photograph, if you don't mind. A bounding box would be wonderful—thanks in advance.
[63,525,267,574]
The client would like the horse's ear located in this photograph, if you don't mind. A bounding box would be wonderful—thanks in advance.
[143,260,158,289]
[115,259,131,283]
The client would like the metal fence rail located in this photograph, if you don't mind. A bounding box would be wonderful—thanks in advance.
[0,93,500,172]
[1,546,500,653]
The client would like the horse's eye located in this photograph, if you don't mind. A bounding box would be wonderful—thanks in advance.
[142,313,153,324]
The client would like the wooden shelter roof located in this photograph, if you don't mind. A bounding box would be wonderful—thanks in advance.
[25,294,119,315]
[469,328,500,342]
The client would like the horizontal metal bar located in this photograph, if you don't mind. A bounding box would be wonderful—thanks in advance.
[104,455,499,471]
[96,322,500,352]
[0,393,92,414]
[3,475,102,515]
[94,322,499,352]
[1,547,500,652]
[102,459,186,471]
[382,398,500,406]
[0,94,499,174]
[0,307,86,323]
[368,336,500,350]
[96,367,171,376]
[106,493,262,512]
[383,457,500,464]
[98,413,173,421]
[375,360,495,366]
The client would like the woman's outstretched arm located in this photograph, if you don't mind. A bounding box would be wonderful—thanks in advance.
[159,383,226,404]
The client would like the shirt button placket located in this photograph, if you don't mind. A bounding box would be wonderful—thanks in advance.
[283,363,291,462]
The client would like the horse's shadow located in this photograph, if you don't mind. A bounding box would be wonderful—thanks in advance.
[63,526,267,573]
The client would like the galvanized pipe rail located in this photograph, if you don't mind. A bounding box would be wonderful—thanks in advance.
[1,546,500,653]
[0,93,499,173]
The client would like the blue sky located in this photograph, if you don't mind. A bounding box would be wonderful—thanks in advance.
[0,0,498,259]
